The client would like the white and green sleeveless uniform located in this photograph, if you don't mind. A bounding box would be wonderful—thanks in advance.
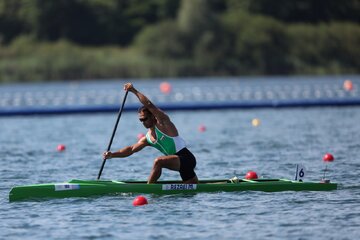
[146,126,186,155]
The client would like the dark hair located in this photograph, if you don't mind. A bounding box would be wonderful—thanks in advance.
[138,106,152,115]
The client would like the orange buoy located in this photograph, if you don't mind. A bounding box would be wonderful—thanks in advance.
[133,196,148,206]
[245,171,258,180]
[160,82,172,94]
[57,144,66,152]
[323,153,334,162]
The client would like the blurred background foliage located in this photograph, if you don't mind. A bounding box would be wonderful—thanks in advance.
[0,0,359,82]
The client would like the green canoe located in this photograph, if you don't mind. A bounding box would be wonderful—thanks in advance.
[9,178,337,202]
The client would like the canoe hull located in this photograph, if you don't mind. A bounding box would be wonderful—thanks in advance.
[9,179,337,202]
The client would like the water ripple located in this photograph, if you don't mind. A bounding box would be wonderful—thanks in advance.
[1,107,360,239]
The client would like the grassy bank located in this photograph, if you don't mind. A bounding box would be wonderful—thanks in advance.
[0,39,209,83]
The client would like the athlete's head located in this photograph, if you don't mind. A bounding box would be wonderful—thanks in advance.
[138,106,156,128]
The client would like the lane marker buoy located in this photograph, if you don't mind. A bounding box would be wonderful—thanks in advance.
[137,133,145,141]
[252,118,260,127]
[245,171,258,180]
[343,80,353,91]
[160,82,172,94]
[57,144,66,152]
[133,196,148,206]
[322,153,334,183]
[198,124,206,132]
[323,153,334,162]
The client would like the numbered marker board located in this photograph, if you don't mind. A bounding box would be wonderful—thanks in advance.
[295,165,306,181]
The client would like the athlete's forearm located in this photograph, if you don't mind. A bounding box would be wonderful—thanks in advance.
[132,88,153,108]
[111,146,134,158]
[124,83,154,108]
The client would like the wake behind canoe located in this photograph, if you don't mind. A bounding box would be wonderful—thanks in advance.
[9,178,337,202]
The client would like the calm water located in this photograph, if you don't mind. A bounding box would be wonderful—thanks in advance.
[1,89,360,239]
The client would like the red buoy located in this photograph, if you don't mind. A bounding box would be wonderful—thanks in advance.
[133,196,148,206]
[198,124,206,132]
[137,133,145,141]
[343,80,353,91]
[323,153,334,162]
[57,144,66,152]
[245,171,258,180]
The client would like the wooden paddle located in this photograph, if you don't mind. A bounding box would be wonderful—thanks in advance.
[97,90,129,180]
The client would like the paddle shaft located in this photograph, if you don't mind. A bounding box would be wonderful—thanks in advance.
[97,90,128,180]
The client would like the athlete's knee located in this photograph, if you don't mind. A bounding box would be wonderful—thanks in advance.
[153,157,165,168]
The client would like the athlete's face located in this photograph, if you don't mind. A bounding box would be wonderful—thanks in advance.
[138,111,155,129]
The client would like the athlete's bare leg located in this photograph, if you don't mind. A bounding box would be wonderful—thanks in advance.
[148,155,180,184]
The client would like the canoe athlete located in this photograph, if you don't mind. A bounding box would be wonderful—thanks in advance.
[103,83,198,184]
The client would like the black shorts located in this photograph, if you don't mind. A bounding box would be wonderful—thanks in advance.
[176,148,197,181]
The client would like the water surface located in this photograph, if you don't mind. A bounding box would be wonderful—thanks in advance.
[1,98,359,239]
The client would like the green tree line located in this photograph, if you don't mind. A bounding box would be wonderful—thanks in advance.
[0,0,359,82]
